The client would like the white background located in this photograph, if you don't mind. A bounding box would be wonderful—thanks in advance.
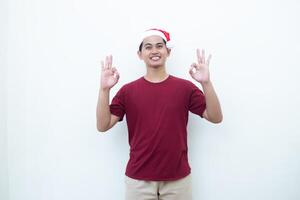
[1,0,300,199]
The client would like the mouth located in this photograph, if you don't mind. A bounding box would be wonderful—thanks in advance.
[150,56,161,61]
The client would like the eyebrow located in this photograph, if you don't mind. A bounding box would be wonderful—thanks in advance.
[143,42,164,46]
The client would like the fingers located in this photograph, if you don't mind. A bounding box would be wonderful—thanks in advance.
[191,62,198,69]
[111,67,118,74]
[105,56,109,69]
[114,70,120,80]
[197,48,205,64]
[196,49,211,66]
[109,55,113,68]
[197,49,202,64]
[189,66,194,76]
[112,67,120,80]
[101,55,114,71]
[207,54,212,67]
[106,55,112,69]
[101,61,105,70]
[189,63,197,75]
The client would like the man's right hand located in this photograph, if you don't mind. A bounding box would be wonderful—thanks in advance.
[101,55,120,91]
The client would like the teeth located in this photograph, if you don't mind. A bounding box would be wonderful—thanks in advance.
[151,56,160,61]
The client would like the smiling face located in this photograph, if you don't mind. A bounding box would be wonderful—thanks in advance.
[138,35,171,68]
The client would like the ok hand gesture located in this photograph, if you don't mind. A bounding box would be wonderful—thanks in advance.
[100,55,120,91]
[189,49,211,84]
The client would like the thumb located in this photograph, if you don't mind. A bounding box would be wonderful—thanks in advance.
[189,65,194,76]
[189,63,197,75]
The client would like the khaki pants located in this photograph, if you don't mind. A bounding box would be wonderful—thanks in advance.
[125,174,192,200]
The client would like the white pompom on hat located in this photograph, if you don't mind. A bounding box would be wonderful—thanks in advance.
[139,28,174,49]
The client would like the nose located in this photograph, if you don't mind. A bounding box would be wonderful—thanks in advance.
[150,47,159,54]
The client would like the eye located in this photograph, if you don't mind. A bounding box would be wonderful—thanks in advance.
[144,45,151,50]
[157,44,163,48]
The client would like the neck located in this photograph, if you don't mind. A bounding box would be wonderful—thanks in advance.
[144,66,169,83]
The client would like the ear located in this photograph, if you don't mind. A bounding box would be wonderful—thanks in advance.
[137,51,143,60]
[167,48,171,56]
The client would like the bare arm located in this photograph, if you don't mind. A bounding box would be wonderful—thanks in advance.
[96,88,120,132]
[190,49,223,123]
[201,81,223,123]
[96,55,120,132]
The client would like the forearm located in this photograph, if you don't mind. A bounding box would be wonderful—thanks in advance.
[96,88,111,131]
[201,81,223,123]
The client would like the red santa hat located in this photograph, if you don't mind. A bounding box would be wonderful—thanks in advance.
[139,28,174,49]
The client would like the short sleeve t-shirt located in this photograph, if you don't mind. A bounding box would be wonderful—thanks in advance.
[109,75,206,181]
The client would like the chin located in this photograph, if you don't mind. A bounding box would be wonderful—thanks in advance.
[148,61,164,68]
[148,64,163,68]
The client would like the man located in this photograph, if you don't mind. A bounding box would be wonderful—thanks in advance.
[96,28,223,200]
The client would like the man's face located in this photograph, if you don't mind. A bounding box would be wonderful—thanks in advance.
[138,35,170,68]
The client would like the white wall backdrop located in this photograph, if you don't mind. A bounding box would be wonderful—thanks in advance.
[1,0,300,199]
[1,0,9,199]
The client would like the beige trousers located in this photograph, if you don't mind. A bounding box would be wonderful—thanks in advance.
[125,174,192,200]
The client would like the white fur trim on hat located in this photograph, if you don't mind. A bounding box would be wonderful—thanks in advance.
[139,29,174,49]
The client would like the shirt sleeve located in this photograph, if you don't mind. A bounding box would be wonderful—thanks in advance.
[109,86,126,121]
[188,83,206,118]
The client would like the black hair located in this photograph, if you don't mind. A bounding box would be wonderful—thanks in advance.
[138,39,167,52]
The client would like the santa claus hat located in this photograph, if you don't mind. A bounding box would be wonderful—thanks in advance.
[139,28,174,49]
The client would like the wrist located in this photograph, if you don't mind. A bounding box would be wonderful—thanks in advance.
[100,87,110,93]
[200,80,212,87]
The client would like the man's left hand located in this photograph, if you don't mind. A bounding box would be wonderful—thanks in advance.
[189,49,211,85]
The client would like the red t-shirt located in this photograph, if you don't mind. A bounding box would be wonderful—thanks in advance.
[110,75,206,181]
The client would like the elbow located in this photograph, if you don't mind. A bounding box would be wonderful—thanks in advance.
[212,114,223,124]
[207,113,223,124]
[97,126,108,133]
[212,118,222,124]
[96,123,109,133]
